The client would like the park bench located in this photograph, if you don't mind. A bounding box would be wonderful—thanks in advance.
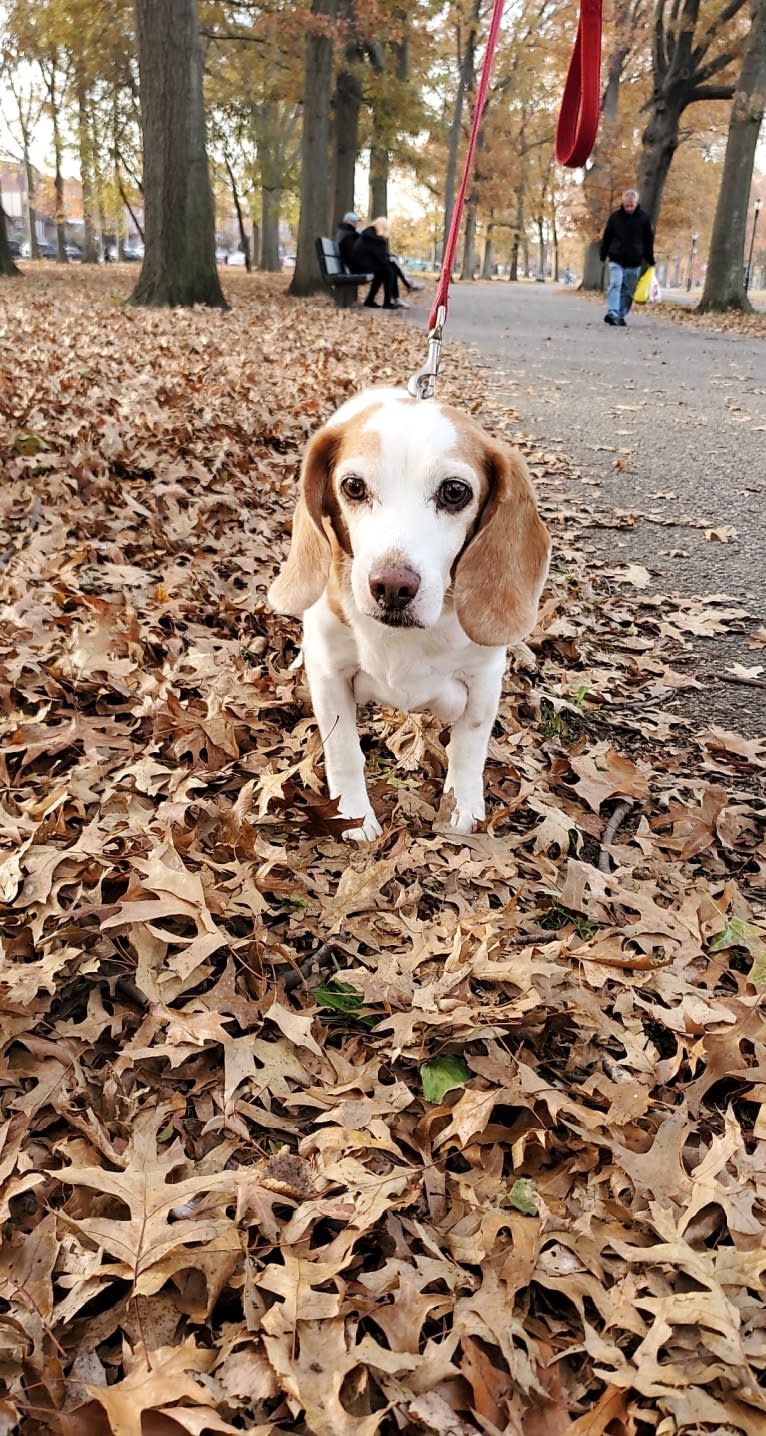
[315,237,373,308]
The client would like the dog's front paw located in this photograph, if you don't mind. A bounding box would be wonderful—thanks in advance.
[342,809,383,842]
[449,805,482,835]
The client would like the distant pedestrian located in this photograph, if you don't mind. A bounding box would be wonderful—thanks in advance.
[599,190,654,326]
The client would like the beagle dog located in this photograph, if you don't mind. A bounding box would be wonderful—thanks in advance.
[268,388,550,840]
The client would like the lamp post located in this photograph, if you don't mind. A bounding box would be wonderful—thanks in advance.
[745,197,762,292]
[686,232,698,291]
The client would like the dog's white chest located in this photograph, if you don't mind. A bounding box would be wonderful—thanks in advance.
[349,619,470,722]
[352,665,468,723]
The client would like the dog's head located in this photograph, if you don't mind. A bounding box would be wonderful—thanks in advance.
[268,387,550,646]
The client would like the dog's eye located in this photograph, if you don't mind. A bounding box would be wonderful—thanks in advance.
[437,478,471,511]
[340,475,368,502]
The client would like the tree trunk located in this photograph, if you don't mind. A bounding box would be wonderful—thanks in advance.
[442,0,480,254]
[481,224,494,279]
[333,57,362,226]
[637,0,746,231]
[251,217,261,267]
[637,92,685,226]
[460,195,477,279]
[261,188,282,270]
[77,77,100,263]
[90,93,109,258]
[368,142,389,218]
[581,239,604,289]
[39,57,68,261]
[509,180,525,281]
[290,0,336,297]
[24,162,39,258]
[225,157,252,271]
[50,87,68,264]
[17,131,40,258]
[0,186,22,277]
[699,0,766,312]
[130,0,226,308]
[536,215,546,280]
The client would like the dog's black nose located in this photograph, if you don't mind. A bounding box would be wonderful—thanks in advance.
[369,565,420,610]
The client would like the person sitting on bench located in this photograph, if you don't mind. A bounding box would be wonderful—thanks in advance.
[336,212,361,270]
[351,217,408,310]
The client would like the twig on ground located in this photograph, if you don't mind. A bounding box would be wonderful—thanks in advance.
[598,801,633,873]
[282,939,343,992]
[717,673,766,690]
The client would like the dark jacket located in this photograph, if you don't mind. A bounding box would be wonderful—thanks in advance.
[351,225,390,273]
[600,205,655,268]
[335,220,358,270]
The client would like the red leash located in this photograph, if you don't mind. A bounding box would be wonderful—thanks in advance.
[409,0,602,399]
[555,0,603,167]
[426,0,506,336]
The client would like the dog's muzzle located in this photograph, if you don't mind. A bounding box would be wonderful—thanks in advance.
[368,564,422,627]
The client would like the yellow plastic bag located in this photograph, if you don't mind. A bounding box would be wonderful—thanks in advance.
[633,266,654,304]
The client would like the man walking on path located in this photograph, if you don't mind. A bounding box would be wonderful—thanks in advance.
[600,190,655,326]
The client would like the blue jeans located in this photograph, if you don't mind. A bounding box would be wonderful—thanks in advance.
[606,262,640,320]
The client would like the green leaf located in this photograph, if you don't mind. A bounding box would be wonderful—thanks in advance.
[508,1178,538,1216]
[14,433,49,455]
[313,979,378,1028]
[709,917,766,983]
[313,979,364,1013]
[421,1055,471,1104]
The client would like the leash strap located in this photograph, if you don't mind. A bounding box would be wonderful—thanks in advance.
[427,0,506,337]
[409,0,602,399]
[555,0,603,167]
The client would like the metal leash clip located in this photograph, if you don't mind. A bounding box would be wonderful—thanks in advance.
[407,305,447,400]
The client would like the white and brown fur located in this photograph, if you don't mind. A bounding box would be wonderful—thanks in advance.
[268,387,550,839]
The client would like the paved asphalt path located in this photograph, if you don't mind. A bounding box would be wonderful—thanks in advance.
[408,283,765,732]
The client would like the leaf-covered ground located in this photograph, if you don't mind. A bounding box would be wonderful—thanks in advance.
[1,266,765,1436]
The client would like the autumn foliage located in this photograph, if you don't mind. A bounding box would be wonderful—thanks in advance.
[1,267,765,1434]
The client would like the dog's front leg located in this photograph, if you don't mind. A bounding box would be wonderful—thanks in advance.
[444,656,505,834]
[304,664,382,842]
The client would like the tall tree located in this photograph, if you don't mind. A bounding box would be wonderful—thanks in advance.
[699,0,766,310]
[333,0,364,224]
[205,9,302,274]
[638,0,748,227]
[442,0,481,259]
[76,72,100,261]
[0,52,44,257]
[0,185,22,277]
[290,0,337,297]
[130,0,225,308]
[254,100,300,271]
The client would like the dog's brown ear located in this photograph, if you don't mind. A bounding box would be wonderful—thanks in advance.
[268,426,338,616]
[454,437,550,647]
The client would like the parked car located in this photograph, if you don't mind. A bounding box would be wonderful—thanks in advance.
[64,243,83,261]
[7,238,22,258]
[20,239,57,258]
[217,247,247,266]
[121,247,144,262]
